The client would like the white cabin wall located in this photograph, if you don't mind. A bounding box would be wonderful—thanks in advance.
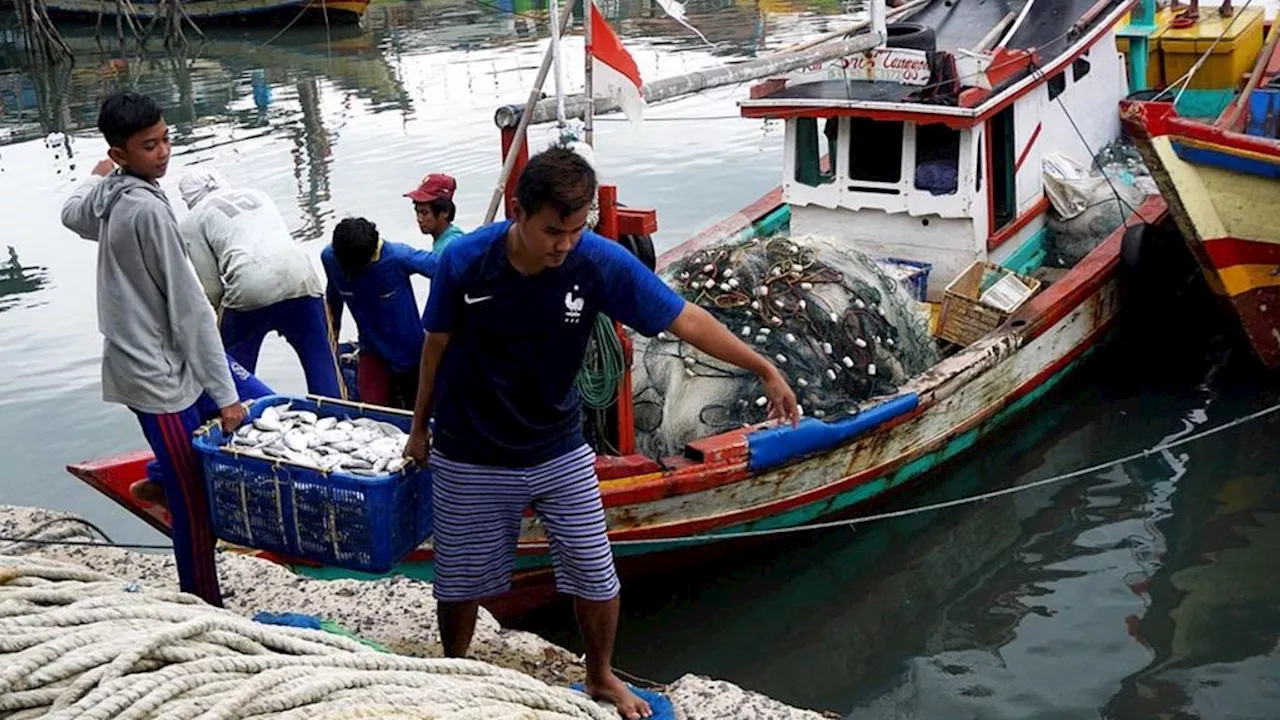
[790,206,978,301]
[1040,31,1126,169]
[1013,92,1046,214]
[969,123,990,256]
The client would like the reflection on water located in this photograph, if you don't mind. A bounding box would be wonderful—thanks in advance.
[2,1,1280,718]
[0,246,49,313]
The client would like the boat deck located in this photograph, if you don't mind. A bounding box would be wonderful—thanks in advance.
[766,0,1129,105]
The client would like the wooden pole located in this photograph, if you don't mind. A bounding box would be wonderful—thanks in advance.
[1217,20,1280,129]
[584,0,594,146]
[971,11,1015,52]
[996,0,1037,49]
[483,0,578,224]
[495,29,886,130]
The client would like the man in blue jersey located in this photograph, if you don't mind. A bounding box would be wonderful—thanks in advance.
[322,217,436,409]
[404,147,799,719]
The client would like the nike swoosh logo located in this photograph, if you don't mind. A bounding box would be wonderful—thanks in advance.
[463,294,494,305]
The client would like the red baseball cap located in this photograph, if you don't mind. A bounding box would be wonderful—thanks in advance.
[405,173,456,203]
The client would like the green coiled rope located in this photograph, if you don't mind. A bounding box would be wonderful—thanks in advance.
[577,313,625,409]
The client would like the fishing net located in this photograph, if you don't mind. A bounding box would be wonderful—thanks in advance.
[631,233,940,459]
[1045,139,1155,267]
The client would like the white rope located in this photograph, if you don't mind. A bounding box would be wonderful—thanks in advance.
[0,554,616,720]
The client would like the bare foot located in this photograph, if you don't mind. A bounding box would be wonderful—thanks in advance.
[587,671,652,720]
[129,480,169,510]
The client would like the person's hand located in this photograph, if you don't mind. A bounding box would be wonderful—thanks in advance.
[404,427,431,464]
[761,365,801,428]
[219,403,246,434]
[91,158,115,176]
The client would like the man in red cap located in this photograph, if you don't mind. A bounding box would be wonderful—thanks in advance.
[406,173,465,254]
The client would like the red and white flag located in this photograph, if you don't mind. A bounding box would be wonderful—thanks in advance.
[589,2,645,123]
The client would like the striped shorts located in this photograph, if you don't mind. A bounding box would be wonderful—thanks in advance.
[429,444,620,603]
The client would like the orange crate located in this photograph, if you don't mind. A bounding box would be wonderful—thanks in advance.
[935,261,1041,347]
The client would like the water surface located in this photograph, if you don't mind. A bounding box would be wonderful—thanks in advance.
[2,2,1279,717]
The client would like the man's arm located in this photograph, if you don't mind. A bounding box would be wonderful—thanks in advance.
[404,246,439,279]
[404,332,449,462]
[667,303,800,426]
[60,159,116,241]
[179,212,225,310]
[321,251,344,338]
[135,206,243,427]
[404,241,464,460]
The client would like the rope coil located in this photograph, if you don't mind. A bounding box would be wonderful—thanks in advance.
[0,549,618,720]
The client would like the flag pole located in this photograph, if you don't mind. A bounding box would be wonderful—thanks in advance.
[584,0,594,146]
[484,0,578,224]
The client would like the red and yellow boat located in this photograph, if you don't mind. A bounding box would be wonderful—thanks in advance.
[1121,5,1280,369]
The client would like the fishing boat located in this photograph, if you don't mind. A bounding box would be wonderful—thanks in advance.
[1119,2,1280,369]
[41,0,370,27]
[70,0,1172,619]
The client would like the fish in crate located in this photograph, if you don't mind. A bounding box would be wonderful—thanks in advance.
[192,395,433,574]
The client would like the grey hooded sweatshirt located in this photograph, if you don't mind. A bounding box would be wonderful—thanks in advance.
[61,171,238,415]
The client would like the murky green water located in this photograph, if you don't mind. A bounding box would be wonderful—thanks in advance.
[3,1,1280,717]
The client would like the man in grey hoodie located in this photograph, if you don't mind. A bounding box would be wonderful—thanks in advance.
[60,91,261,607]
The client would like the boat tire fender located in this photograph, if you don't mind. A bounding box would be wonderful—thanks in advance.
[885,22,937,52]
[1121,222,1148,270]
[620,233,657,271]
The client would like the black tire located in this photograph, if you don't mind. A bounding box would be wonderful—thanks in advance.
[885,22,936,52]
[620,234,657,271]
[1126,88,1164,102]
[1121,222,1148,270]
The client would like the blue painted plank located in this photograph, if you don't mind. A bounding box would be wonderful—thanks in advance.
[1171,140,1280,180]
[747,393,921,472]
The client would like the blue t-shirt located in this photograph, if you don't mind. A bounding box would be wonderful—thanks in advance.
[322,240,437,373]
[422,221,686,467]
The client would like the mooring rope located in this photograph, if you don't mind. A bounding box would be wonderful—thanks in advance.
[0,550,616,719]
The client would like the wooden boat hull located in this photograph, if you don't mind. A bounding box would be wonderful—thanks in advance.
[68,186,1167,620]
[1121,100,1280,369]
[42,0,370,26]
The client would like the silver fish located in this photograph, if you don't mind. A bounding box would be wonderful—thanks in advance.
[282,410,318,425]
[318,430,350,445]
[223,403,412,477]
[253,416,282,433]
[283,431,310,453]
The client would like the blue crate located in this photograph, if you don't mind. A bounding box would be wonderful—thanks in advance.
[192,394,432,574]
[881,258,933,302]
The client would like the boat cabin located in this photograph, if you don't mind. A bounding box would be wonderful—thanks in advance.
[739,0,1136,300]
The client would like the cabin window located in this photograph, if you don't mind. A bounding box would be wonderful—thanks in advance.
[1072,53,1091,82]
[794,117,837,187]
[1047,72,1066,100]
[990,106,1017,230]
[914,124,960,196]
[975,136,983,191]
[847,117,904,184]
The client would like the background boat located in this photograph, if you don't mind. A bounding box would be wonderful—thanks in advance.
[1120,4,1280,369]
[38,0,371,26]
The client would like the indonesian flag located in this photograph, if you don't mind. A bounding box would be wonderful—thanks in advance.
[589,2,645,123]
